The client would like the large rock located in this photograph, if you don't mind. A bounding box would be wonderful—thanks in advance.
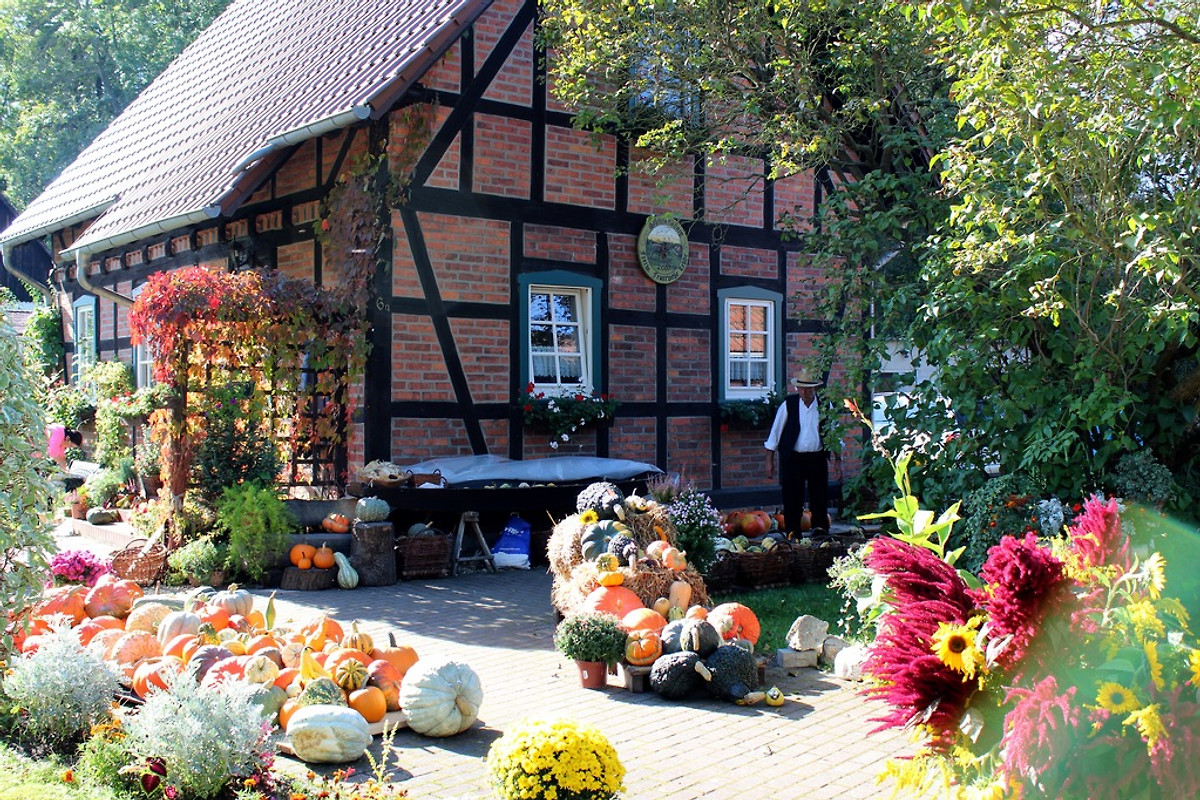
[833,643,870,681]
[786,615,829,652]
[820,635,851,666]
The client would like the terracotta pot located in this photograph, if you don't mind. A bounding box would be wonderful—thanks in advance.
[575,660,607,690]
[70,502,87,520]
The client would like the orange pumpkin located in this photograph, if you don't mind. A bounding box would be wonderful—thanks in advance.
[685,606,709,621]
[35,585,88,626]
[201,655,249,687]
[581,586,645,618]
[244,609,267,631]
[132,656,184,698]
[111,631,162,666]
[84,577,143,619]
[348,686,387,723]
[163,633,197,660]
[624,629,662,666]
[366,660,403,712]
[325,647,372,675]
[290,543,317,567]
[274,666,301,690]
[322,514,351,534]
[199,606,231,631]
[77,615,125,646]
[620,607,668,633]
[87,628,126,659]
[371,633,419,678]
[708,602,761,646]
[296,557,313,570]
[301,615,343,645]
[278,698,301,731]
[660,546,688,572]
[245,633,280,654]
[312,544,336,570]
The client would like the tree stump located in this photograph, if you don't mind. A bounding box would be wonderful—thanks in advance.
[280,566,336,591]
[351,521,397,586]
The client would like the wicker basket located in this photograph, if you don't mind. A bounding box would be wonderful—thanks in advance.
[733,545,793,589]
[704,551,738,595]
[110,538,169,584]
[396,532,451,579]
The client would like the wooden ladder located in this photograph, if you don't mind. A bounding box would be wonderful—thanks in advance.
[451,511,496,575]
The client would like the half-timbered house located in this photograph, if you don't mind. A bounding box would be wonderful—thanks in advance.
[0,0,848,511]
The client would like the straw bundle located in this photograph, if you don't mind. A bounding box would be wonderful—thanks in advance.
[547,514,587,581]
[622,503,679,547]
[622,561,710,609]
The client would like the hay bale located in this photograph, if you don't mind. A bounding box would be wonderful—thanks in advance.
[548,514,586,581]
[623,503,679,547]
[623,561,710,610]
[552,560,601,617]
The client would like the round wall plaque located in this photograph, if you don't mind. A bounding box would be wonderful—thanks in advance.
[636,216,689,284]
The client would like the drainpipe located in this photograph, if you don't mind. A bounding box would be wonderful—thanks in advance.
[1,240,51,301]
[233,104,372,172]
[68,203,223,308]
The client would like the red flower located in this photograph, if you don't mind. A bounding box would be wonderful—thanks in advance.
[974,532,1066,669]
[1068,495,1128,571]
[1001,676,1084,796]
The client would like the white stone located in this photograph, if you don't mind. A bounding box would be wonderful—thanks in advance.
[833,643,870,681]
[776,647,820,671]
[786,614,830,651]
[820,635,851,666]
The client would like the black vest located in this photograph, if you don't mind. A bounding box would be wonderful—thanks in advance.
[780,394,824,454]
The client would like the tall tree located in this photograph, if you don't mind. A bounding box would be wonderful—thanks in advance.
[912,0,1200,506]
[0,0,230,206]
[540,0,956,411]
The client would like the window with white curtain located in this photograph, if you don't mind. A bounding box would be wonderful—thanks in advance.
[528,285,590,392]
[724,297,774,398]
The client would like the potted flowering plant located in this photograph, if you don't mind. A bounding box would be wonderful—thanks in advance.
[520,383,619,450]
[487,717,625,800]
[554,612,627,688]
[49,549,111,586]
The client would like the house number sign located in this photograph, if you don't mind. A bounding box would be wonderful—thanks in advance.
[637,216,689,284]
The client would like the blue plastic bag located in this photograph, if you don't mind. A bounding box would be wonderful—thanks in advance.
[493,515,531,569]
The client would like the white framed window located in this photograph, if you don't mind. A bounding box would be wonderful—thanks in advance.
[72,296,97,385]
[724,297,774,398]
[528,285,591,392]
[131,286,154,388]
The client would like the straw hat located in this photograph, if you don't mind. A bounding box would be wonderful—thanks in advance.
[789,369,822,389]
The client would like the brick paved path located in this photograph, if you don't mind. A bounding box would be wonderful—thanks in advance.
[264,570,913,799]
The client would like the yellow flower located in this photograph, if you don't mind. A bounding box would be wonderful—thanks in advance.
[578,510,599,526]
[1096,682,1140,714]
[1143,552,1166,599]
[1189,649,1200,687]
[1126,600,1165,641]
[1124,703,1166,749]
[931,619,985,679]
[1145,640,1165,691]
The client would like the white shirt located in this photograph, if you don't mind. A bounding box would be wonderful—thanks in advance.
[764,396,821,453]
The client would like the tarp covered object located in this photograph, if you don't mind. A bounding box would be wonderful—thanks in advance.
[398,454,662,487]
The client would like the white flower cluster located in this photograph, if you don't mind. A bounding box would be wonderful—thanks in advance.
[121,669,273,800]
[666,488,723,538]
[2,624,122,749]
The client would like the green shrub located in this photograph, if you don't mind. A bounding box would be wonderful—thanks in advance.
[0,626,121,753]
[44,383,94,429]
[191,380,282,500]
[0,313,57,655]
[217,483,295,581]
[951,472,1044,573]
[21,304,64,376]
[167,536,228,584]
[80,361,133,400]
[79,468,126,509]
[1108,449,1175,508]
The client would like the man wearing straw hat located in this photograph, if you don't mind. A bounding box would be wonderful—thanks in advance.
[764,369,838,535]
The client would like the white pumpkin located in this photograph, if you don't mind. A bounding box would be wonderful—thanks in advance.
[157,610,202,644]
[125,602,173,634]
[398,659,482,737]
[286,705,372,763]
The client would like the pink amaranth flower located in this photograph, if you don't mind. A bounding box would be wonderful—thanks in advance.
[1000,676,1084,797]
[1068,495,1128,571]
[974,532,1066,669]
[862,537,980,749]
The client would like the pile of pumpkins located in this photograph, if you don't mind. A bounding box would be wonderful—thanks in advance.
[12,575,483,763]
[287,542,358,589]
[614,599,783,706]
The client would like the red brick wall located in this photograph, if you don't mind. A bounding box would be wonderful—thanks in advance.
[419,212,510,303]
[719,244,777,281]
[608,324,657,402]
[704,154,764,228]
[786,252,826,321]
[610,418,657,465]
[392,210,421,298]
[667,417,712,489]
[720,428,769,489]
[392,418,472,460]
[524,223,596,264]
[392,314,454,402]
[773,171,814,232]
[665,328,711,403]
[608,233,657,312]
[523,427,597,459]
[422,42,461,94]
[628,150,694,218]
[665,243,709,316]
[449,317,510,404]
[474,114,532,198]
[477,0,533,106]
[275,139,317,196]
[424,106,460,190]
[544,126,616,209]
[277,241,315,282]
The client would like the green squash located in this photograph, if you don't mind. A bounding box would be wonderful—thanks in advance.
[355,496,391,522]
[297,676,347,707]
[580,520,630,562]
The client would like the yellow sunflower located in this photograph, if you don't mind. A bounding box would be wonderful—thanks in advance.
[578,509,599,526]
[1096,682,1140,714]
[1145,640,1165,691]
[1189,649,1200,688]
[931,619,985,678]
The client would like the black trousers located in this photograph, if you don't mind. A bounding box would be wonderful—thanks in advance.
[780,450,829,533]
